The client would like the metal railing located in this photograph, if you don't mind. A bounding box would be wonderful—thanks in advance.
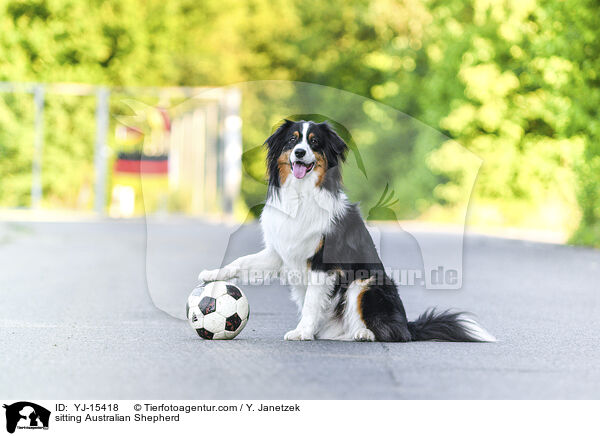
[0,81,242,216]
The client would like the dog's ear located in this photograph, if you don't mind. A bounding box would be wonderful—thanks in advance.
[322,122,348,167]
[265,119,293,187]
[264,119,293,151]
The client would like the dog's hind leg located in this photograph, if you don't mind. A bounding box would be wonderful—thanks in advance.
[342,278,376,342]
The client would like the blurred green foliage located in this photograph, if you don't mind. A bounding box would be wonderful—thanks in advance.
[0,0,599,245]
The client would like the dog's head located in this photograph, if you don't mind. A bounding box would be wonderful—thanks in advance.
[265,120,348,190]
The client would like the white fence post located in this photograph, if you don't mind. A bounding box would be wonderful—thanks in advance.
[94,87,110,214]
[221,88,242,215]
[31,85,45,208]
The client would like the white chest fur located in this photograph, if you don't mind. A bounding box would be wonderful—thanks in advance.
[261,175,347,270]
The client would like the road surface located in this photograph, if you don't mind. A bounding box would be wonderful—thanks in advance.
[1,219,599,399]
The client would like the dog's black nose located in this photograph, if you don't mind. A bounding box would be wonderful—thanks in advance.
[295,149,306,158]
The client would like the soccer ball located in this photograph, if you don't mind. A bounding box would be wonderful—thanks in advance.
[186,281,249,340]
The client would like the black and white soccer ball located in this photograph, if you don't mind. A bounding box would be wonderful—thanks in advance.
[186,281,249,340]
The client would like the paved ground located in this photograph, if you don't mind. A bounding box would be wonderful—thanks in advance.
[1,219,599,399]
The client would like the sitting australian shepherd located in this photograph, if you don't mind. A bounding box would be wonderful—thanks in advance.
[200,120,495,343]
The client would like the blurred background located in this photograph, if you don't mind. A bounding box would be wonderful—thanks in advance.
[0,0,598,246]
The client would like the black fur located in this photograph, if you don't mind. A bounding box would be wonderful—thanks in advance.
[309,204,412,342]
[407,309,484,342]
[265,119,294,192]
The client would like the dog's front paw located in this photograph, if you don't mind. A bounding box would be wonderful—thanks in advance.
[198,269,219,283]
[284,328,315,341]
[353,328,376,342]
[198,267,237,283]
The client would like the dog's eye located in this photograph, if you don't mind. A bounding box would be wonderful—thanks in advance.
[289,137,296,144]
[310,137,318,145]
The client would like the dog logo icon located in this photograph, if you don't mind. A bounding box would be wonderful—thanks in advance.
[3,402,50,433]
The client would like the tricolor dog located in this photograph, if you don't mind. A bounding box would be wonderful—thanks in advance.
[199,120,495,342]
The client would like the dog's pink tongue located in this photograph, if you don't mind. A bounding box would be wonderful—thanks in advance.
[292,162,308,179]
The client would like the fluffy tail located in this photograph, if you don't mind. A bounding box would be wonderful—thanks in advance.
[407,309,496,342]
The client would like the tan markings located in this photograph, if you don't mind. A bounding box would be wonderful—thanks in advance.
[355,277,375,323]
[278,149,292,184]
[308,132,314,141]
[331,268,344,282]
[306,237,325,268]
[313,151,328,187]
[315,237,324,253]
[293,130,300,139]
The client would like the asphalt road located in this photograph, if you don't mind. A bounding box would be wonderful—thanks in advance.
[1,219,599,399]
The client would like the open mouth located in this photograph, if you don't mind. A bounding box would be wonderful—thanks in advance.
[291,161,315,179]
